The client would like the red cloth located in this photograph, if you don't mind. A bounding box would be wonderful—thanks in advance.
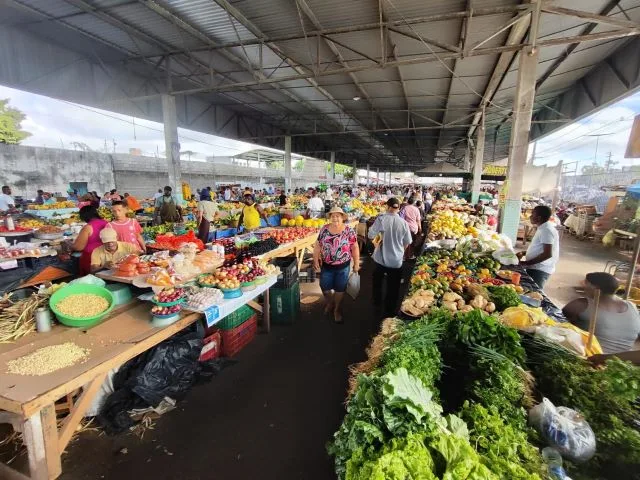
[79,218,108,275]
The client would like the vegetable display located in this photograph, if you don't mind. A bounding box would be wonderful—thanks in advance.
[330,233,640,480]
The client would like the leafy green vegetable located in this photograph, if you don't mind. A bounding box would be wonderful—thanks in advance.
[527,351,640,479]
[345,433,437,480]
[380,343,441,392]
[459,402,544,480]
[487,285,522,311]
[448,309,526,365]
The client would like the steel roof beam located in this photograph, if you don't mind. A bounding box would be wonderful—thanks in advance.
[535,0,623,91]
[121,5,529,61]
[467,1,531,140]
[213,0,385,154]
[294,0,401,155]
[136,0,335,128]
[117,28,640,102]
[540,4,640,31]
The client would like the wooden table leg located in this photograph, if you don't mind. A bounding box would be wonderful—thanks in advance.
[263,288,271,334]
[23,404,61,480]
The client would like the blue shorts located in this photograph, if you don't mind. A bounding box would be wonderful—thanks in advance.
[320,265,350,293]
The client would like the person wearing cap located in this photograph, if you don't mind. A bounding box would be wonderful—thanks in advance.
[313,207,359,323]
[154,186,183,224]
[306,189,325,219]
[90,228,139,273]
[368,198,413,317]
[237,193,270,233]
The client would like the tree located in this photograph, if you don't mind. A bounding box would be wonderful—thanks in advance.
[0,99,31,144]
[581,162,605,175]
[294,159,305,172]
[326,162,354,179]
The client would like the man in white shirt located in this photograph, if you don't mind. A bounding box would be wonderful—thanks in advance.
[0,186,16,212]
[153,189,163,201]
[517,205,559,289]
[368,198,413,316]
[324,186,333,200]
[306,190,325,218]
[224,187,231,201]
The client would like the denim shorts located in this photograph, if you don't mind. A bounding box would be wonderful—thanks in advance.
[320,265,350,293]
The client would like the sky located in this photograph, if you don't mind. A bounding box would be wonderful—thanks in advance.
[1,83,640,172]
[530,90,640,172]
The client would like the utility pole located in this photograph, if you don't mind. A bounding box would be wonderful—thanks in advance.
[605,152,618,173]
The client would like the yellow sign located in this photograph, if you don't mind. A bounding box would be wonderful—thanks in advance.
[482,164,508,176]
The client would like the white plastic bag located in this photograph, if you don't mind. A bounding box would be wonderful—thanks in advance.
[69,274,106,287]
[529,398,596,463]
[346,272,360,300]
[492,248,519,265]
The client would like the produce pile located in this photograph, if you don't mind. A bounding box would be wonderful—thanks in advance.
[262,227,318,244]
[428,210,470,239]
[329,306,640,480]
[148,231,205,251]
[280,216,325,228]
[26,201,77,210]
[55,294,110,318]
[7,342,90,376]
[142,221,198,240]
[0,292,49,342]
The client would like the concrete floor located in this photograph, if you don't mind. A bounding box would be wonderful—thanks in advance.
[52,259,410,480]
[6,237,626,479]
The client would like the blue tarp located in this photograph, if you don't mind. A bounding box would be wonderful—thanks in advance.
[627,183,640,199]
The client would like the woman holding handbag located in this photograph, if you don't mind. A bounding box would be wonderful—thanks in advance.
[313,207,360,323]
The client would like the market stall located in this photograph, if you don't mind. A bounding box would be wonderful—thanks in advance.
[328,208,640,480]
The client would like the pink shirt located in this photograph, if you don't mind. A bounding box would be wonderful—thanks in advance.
[107,218,142,250]
[402,205,421,234]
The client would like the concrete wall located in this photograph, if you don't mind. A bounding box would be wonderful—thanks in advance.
[0,145,333,200]
[0,144,115,198]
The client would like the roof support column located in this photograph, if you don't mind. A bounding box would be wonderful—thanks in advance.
[352,159,358,188]
[366,164,370,186]
[471,115,486,204]
[499,43,539,242]
[377,167,380,185]
[162,94,182,202]
[330,152,336,181]
[284,135,292,193]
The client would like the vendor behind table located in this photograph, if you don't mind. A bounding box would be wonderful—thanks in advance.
[90,227,139,272]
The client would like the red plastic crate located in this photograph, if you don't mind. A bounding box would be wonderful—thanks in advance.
[199,331,222,361]
[220,314,257,357]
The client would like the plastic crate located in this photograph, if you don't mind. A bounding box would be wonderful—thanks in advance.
[216,228,237,238]
[220,314,257,357]
[272,256,298,288]
[269,281,300,324]
[217,304,255,330]
[199,331,221,361]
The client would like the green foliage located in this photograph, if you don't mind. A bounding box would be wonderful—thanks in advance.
[459,402,544,480]
[487,285,522,311]
[448,309,526,365]
[528,353,640,479]
[0,99,31,145]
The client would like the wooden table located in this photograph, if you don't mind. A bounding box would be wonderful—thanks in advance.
[257,221,359,272]
[0,277,275,479]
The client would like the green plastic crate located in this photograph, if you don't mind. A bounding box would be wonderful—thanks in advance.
[269,281,300,324]
[217,304,255,330]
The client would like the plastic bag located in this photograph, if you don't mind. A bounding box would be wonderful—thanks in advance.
[602,229,615,247]
[346,272,360,300]
[529,398,596,463]
[69,274,106,287]
[492,248,519,265]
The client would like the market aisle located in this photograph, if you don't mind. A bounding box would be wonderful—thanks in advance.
[59,258,409,480]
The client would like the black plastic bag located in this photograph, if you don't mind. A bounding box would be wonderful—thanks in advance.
[97,328,234,434]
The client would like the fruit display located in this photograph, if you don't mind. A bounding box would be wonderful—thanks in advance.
[199,270,241,290]
[36,225,63,234]
[152,288,185,305]
[26,200,77,210]
[148,231,205,251]
[147,269,175,287]
[244,238,279,257]
[280,217,324,228]
[427,210,469,239]
[17,218,45,229]
[0,225,33,233]
[185,287,224,310]
[262,227,317,244]
[151,304,181,317]
[113,255,150,277]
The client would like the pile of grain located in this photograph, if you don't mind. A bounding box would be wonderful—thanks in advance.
[7,343,90,376]
[55,294,109,318]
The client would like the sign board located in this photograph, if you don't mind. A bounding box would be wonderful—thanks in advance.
[482,164,508,177]
[204,305,220,327]
[625,115,640,158]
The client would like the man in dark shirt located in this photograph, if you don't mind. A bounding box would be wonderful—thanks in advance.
[279,190,287,206]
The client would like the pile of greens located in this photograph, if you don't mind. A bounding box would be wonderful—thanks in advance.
[526,341,640,480]
[487,285,522,311]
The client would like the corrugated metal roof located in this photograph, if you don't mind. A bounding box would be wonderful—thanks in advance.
[2,0,640,168]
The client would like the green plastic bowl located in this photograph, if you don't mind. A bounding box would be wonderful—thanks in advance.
[49,284,115,327]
